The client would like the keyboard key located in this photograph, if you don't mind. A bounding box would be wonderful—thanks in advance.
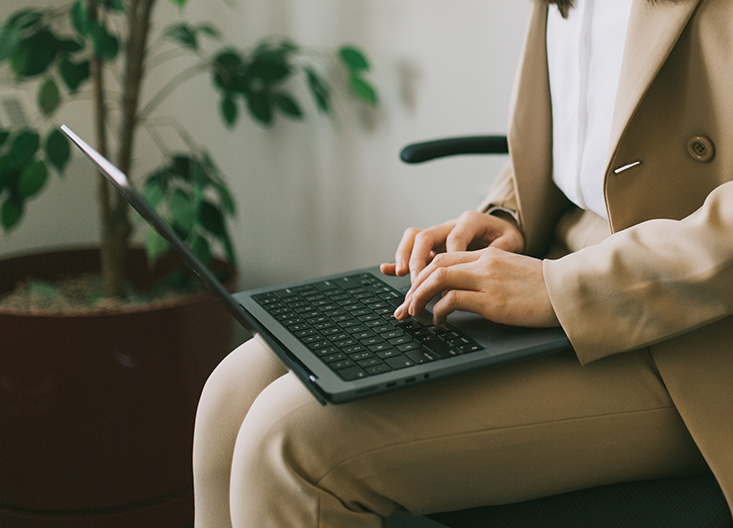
[365,364,392,375]
[423,340,460,358]
[336,366,368,381]
[384,356,415,370]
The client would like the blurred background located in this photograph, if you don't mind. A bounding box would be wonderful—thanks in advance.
[0,0,530,290]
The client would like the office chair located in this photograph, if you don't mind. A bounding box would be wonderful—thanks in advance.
[387,135,731,528]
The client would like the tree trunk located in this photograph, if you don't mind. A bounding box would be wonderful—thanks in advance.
[91,0,157,298]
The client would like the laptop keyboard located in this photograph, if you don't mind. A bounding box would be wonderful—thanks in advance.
[252,273,485,381]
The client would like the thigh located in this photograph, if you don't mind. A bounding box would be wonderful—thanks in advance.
[232,347,708,518]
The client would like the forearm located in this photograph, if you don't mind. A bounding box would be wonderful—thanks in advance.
[545,181,733,364]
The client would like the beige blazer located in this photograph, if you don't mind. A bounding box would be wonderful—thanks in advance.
[483,0,733,508]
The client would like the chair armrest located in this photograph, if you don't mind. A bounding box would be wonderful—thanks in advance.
[399,135,508,164]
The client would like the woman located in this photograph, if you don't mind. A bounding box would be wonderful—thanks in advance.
[193,0,733,525]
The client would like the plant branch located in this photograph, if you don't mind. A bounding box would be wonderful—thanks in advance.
[137,62,208,122]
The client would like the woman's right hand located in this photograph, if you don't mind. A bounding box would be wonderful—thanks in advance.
[380,210,525,282]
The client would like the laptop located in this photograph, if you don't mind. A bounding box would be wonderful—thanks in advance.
[61,125,570,405]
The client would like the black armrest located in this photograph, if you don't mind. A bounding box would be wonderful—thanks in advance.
[399,135,508,164]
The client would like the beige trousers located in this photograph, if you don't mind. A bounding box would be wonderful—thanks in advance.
[192,209,710,528]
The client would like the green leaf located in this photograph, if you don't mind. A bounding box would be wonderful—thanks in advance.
[0,130,9,148]
[198,200,225,236]
[10,29,58,78]
[196,24,220,40]
[169,0,187,8]
[350,75,378,105]
[0,23,22,62]
[171,155,193,181]
[220,97,238,127]
[7,9,43,30]
[91,22,119,61]
[339,46,370,71]
[248,52,291,83]
[38,77,61,116]
[305,67,330,113]
[165,23,198,50]
[0,155,17,189]
[190,234,211,266]
[212,49,244,91]
[45,129,71,172]
[145,227,170,262]
[214,181,236,216]
[169,188,195,235]
[8,131,40,169]
[59,58,90,93]
[57,38,84,54]
[273,93,302,119]
[1,196,23,231]
[245,91,273,125]
[70,1,90,37]
[143,170,169,208]
[18,159,48,198]
[102,0,126,12]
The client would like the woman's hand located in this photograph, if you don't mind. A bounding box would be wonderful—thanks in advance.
[380,210,525,281]
[393,247,560,328]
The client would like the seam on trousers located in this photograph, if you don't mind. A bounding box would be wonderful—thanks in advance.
[314,403,680,486]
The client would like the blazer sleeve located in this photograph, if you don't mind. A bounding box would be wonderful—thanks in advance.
[544,180,733,364]
[478,161,521,219]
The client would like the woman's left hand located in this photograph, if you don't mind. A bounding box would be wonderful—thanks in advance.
[394,247,560,328]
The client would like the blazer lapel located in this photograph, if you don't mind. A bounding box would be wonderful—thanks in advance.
[609,0,702,156]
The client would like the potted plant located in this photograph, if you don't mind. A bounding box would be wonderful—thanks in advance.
[0,0,377,525]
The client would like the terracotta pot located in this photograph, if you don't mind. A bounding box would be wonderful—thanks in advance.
[0,247,236,527]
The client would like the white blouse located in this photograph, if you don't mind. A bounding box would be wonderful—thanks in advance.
[546,0,633,219]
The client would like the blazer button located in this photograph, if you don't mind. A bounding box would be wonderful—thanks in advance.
[687,136,715,162]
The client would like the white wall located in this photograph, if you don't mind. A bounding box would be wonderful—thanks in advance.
[0,0,531,289]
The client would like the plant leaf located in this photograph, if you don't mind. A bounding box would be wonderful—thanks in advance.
[59,58,90,92]
[339,46,370,71]
[190,234,211,266]
[198,199,225,236]
[102,0,126,12]
[7,9,43,31]
[305,67,330,113]
[0,154,17,189]
[45,129,71,172]
[1,196,23,231]
[273,93,302,119]
[38,77,61,116]
[18,159,48,198]
[169,0,187,8]
[143,170,169,208]
[0,23,22,62]
[145,227,170,262]
[195,24,220,40]
[8,131,40,169]
[169,188,195,235]
[350,75,378,105]
[165,23,198,50]
[91,22,119,61]
[10,29,58,78]
[0,130,9,147]
[245,91,273,125]
[70,0,90,37]
[214,181,236,216]
[220,97,238,127]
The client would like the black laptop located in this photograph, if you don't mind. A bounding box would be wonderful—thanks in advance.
[62,125,570,405]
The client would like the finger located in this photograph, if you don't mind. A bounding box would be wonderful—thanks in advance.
[394,228,421,276]
[445,211,486,253]
[380,262,397,276]
[406,251,480,300]
[431,289,488,325]
[408,224,452,280]
[407,264,482,317]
